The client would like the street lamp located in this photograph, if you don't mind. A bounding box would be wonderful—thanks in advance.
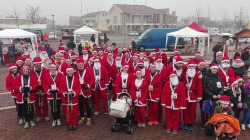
[52,15,55,40]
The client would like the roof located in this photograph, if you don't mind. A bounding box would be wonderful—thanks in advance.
[0,24,47,30]
[74,26,98,34]
[113,4,169,15]
[167,27,209,38]
[188,22,208,33]
[235,28,250,38]
[0,29,36,38]
[82,11,108,18]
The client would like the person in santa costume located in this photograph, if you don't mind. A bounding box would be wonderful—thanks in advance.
[13,64,39,129]
[143,56,150,69]
[154,56,167,84]
[130,68,149,128]
[218,55,236,94]
[39,50,52,69]
[102,53,115,97]
[59,65,81,130]
[122,51,132,64]
[168,48,180,65]
[182,60,202,131]
[110,56,123,85]
[74,58,95,126]
[81,47,92,63]
[155,48,168,66]
[42,62,64,127]
[191,51,204,66]
[67,48,76,58]
[30,57,50,122]
[16,56,24,73]
[166,56,187,81]
[24,57,33,68]
[97,49,107,64]
[196,59,207,77]
[231,56,245,78]
[5,63,23,124]
[54,52,69,75]
[137,60,149,78]
[114,62,134,100]
[91,57,110,115]
[58,46,69,60]
[161,71,186,134]
[145,64,162,125]
[129,54,139,73]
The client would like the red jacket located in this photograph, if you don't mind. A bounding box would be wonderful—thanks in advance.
[218,67,236,89]
[110,63,122,82]
[42,72,64,100]
[6,73,20,98]
[145,72,162,102]
[74,68,95,97]
[13,74,39,104]
[30,67,49,92]
[130,79,149,107]
[115,72,134,94]
[54,61,69,75]
[90,65,110,90]
[80,54,93,63]
[59,76,81,105]
[129,62,138,74]
[161,81,187,110]
[166,64,187,81]
[183,71,203,102]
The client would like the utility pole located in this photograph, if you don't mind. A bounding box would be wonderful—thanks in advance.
[207,4,210,28]
[52,15,55,40]
[134,0,135,5]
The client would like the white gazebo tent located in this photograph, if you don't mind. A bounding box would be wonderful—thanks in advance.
[166,27,210,55]
[0,29,38,58]
[73,26,98,44]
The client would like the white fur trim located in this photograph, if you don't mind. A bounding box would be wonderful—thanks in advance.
[9,66,17,70]
[180,107,186,109]
[161,104,166,106]
[210,66,218,69]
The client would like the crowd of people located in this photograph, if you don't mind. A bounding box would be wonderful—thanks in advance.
[4,40,250,137]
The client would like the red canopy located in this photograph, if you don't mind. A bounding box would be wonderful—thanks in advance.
[188,22,208,33]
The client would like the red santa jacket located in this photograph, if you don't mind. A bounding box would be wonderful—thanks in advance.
[59,76,81,105]
[122,57,132,64]
[183,71,203,102]
[91,65,110,91]
[74,68,95,97]
[102,59,114,78]
[30,67,49,91]
[161,81,187,110]
[159,52,168,66]
[145,72,162,102]
[13,74,39,104]
[130,79,149,107]
[115,72,134,94]
[166,64,187,81]
[54,61,69,75]
[129,62,138,74]
[5,73,20,98]
[81,54,93,63]
[42,72,64,100]
[218,67,235,90]
[157,65,168,84]
[140,67,150,78]
[110,63,122,82]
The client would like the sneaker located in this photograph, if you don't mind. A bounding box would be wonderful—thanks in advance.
[94,112,99,116]
[184,124,189,130]
[24,122,29,129]
[44,117,50,122]
[166,129,171,133]
[19,118,24,125]
[148,121,153,126]
[86,118,91,127]
[189,125,194,131]
[52,120,56,127]
[36,117,41,122]
[141,123,145,127]
[241,124,246,130]
[30,121,36,127]
[172,130,178,135]
[137,123,142,127]
[104,112,108,115]
[78,117,85,125]
[247,124,250,129]
[153,121,159,125]
[57,119,61,126]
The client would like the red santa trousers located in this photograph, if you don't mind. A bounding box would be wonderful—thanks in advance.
[148,101,160,122]
[63,105,78,126]
[35,94,48,118]
[135,106,146,123]
[93,88,108,113]
[183,101,197,125]
[165,108,181,131]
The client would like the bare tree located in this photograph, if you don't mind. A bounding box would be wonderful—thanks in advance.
[195,8,203,24]
[7,5,21,28]
[25,5,45,24]
[237,7,247,30]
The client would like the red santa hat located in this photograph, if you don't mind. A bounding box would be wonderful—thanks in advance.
[174,48,179,54]
[175,56,183,64]
[59,39,63,43]
[115,55,121,60]
[219,95,231,105]
[234,56,242,61]
[236,76,244,83]
[150,63,156,68]
[124,51,129,56]
[16,57,24,63]
[58,47,65,52]
[221,55,229,63]
[9,63,17,70]
[195,51,201,56]
[93,44,97,47]
[197,59,205,66]
[76,57,84,63]
[135,68,142,73]
[136,51,140,56]
[170,71,177,77]
[25,56,32,61]
[138,60,144,65]
[132,54,138,58]
[93,57,100,62]
[210,63,219,69]
[155,56,162,62]
[33,57,43,64]
[173,53,180,59]
[145,51,151,57]
[122,62,129,69]
[66,65,74,71]
[82,47,88,52]
[21,52,27,57]
[229,78,238,87]
[155,48,160,53]
[68,48,73,51]
[49,62,57,67]
[21,64,30,70]
[187,60,195,67]
[55,51,62,56]
[143,56,149,61]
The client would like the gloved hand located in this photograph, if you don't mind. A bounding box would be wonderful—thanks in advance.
[237,103,243,108]
[38,85,43,90]
[23,87,31,93]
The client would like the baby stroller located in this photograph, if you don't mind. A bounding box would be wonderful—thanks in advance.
[202,99,217,136]
[110,92,134,134]
[206,113,240,140]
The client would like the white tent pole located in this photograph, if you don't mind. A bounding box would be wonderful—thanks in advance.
[165,34,169,51]
[174,36,178,49]
[207,36,210,56]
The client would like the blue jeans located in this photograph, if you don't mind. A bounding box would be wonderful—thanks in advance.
[241,110,250,125]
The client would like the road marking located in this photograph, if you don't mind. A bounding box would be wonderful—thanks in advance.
[0,106,16,111]
[0,92,10,95]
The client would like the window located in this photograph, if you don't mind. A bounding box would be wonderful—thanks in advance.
[143,33,152,40]
[107,20,110,24]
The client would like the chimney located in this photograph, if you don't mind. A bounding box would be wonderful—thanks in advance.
[172,11,176,16]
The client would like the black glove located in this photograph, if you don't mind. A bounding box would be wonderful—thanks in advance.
[23,87,31,93]
[38,85,43,90]
[84,84,89,90]
[51,90,58,94]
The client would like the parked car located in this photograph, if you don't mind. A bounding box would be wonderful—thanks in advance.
[129,31,140,36]
[49,32,57,40]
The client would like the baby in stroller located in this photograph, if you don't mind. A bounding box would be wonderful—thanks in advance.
[206,95,240,140]
[110,92,134,134]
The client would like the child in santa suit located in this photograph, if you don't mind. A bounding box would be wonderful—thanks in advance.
[43,62,64,127]
[161,71,187,134]
[145,64,162,125]
[130,68,149,128]
[183,60,202,131]
[13,64,39,129]
[59,65,81,130]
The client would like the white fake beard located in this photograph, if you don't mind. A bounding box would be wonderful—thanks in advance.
[222,63,230,69]
[39,53,48,62]
[187,68,196,78]
[144,61,149,68]
[116,60,122,68]
[170,77,179,86]
[156,63,163,71]
[176,69,182,77]
[173,59,176,64]
[94,63,101,69]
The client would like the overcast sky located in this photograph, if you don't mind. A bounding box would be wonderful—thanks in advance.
[0,0,249,25]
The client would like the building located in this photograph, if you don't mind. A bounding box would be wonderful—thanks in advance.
[109,4,178,34]
[82,11,110,32]
[0,17,32,25]
[178,17,197,27]
[69,16,83,27]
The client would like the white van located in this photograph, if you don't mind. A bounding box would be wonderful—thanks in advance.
[208,28,219,36]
